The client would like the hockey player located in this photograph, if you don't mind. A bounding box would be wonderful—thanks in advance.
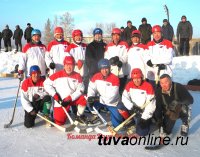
[119,68,155,136]
[154,74,193,136]
[21,65,52,128]
[104,28,128,95]
[18,29,47,78]
[45,27,70,76]
[87,59,124,127]
[44,56,88,125]
[127,30,147,79]
[146,25,174,88]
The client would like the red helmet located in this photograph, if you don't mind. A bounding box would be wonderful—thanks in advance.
[131,30,141,38]
[112,28,121,35]
[54,27,64,36]
[72,29,83,38]
[152,25,162,33]
[131,68,143,79]
[63,56,75,65]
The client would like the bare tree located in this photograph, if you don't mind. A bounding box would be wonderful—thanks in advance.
[104,22,116,36]
[53,15,59,28]
[43,18,54,45]
[60,12,74,38]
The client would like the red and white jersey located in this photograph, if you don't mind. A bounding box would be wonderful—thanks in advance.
[122,81,155,120]
[21,77,47,112]
[44,70,84,107]
[104,41,128,77]
[19,43,47,77]
[146,39,174,80]
[65,42,87,77]
[127,43,147,79]
[87,72,120,107]
[45,40,70,75]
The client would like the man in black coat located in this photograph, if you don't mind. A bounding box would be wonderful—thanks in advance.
[85,28,106,92]
[13,25,23,52]
[162,19,174,42]
[24,23,34,43]
[2,25,13,52]
[154,74,193,136]
[124,20,137,46]
[0,31,2,50]
[138,17,152,44]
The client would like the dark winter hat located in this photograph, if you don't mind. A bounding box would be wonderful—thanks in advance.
[27,23,31,26]
[127,20,132,24]
[142,17,147,22]
[181,15,186,19]
[5,25,9,28]
[120,26,124,29]
[163,19,168,22]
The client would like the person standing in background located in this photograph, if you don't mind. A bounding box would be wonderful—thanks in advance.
[13,25,23,53]
[2,25,13,52]
[124,20,137,46]
[24,23,34,43]
[162,19,174,42]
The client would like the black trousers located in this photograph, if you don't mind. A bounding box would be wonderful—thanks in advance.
[24,95,51,128]
[15,39,22,51]
[179,38,190,56]
[3,38,11,51]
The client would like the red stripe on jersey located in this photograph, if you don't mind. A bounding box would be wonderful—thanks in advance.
[105,40,129,51]
[47,40,70,52]
[91,72,120,87]
[49,70,82,83]
[21,77,45,92]
[65,43,87,52]
[146,39,173,49]
[22,43,46,53]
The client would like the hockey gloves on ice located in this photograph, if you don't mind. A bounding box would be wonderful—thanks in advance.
[49,62,56,70]
[61,96,72,107]
[147,60,153,67]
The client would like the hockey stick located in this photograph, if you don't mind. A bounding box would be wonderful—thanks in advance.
[62,106,93,133]
[37,113,66,132]
[163,4,169,22]
[4,79,21,128]
[108,97,155,136]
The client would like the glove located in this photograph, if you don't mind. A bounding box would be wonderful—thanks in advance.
[29,109,37,116]
[116,60,123,68]
[18,70,24,81]
[157,64,166,70]
[87,96,99,108]
[61,96,72,107]
[130,105,143,117]
[138,118,150,129]
[33,94,40,102]
[53,93,62,104]
[109,56,119,65]
[77,60,83,70]
[49,62,56,69]
[147,60,153,67]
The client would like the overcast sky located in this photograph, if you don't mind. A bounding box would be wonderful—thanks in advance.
[0,0,199,37]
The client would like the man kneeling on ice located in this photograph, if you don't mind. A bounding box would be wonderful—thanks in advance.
[87,58,124,127]
[44,56,88,126]
[119,68,156,136]
[154,74,193,136]
[21,65,52,128]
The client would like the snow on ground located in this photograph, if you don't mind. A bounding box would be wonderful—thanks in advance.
[0,51,200,157]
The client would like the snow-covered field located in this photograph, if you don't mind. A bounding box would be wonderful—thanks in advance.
[0,50,200,157]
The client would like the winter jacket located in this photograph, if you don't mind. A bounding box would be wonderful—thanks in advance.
[138,24,152,44]
[0,32,2,40]
[162,23,174,41]
[85,40,106,78]
[87,72,120,107]
[24,26,34,40]
[45,40,70,75]
[21,77,48,112]
[2,28,13,40]
[65,42,88,77]
[44,70,84,107]
[155,82,193,119]
[13,28,23,40]
[176,21,193,39]
[104,40,128,78]
[19,42,47,77]
[127,43,147,78]
[124,26,137,46]
[146,39,174,81]
[122,80,155,120]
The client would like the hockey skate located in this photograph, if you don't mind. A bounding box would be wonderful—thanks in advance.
[87,114,102,126]
[181,123,189,136]
[75,115,88,126]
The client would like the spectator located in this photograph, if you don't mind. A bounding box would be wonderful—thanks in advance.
[24,23,34,43]
[13,25,23,52]
[0,31,2,50]
[124,20,137,46]
[162,19,174,42]
[176,15,193,56]
[138,17,152,44]
[120,26,126,41]
[2,25,13,52]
